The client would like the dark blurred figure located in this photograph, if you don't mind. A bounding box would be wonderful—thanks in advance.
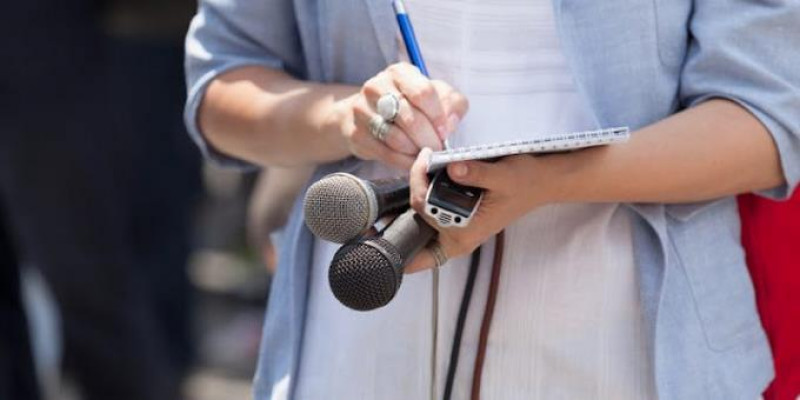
[0,1,199,399]
[0,212,40,400]
[103,0,201,381]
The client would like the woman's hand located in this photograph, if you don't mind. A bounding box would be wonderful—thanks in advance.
[328,63,469,169]
[405,149,560,273]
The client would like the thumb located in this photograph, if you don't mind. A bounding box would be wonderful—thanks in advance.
[446,160,500,189]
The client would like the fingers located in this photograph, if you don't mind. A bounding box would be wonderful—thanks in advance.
[405,248,436,274]
[388,64,449,137]
[392,97,442,151]
[352,101,419,155]
[350,62,468,169]
[361,69,440,154]
[434,81,470,119]
[364,73,442,151]
[384,124,420,155]
[445,159,512,190]
[407,149,448,275]
[409,148,433,212]
[369,143,416,170]
[431,80,469,139]
[346,117,415,169]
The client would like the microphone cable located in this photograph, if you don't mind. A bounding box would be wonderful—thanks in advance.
[471,231,505,400]
[442,246,482,400]
[431,264,439,400]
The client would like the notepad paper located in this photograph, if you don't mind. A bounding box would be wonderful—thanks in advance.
[427,127,630,171]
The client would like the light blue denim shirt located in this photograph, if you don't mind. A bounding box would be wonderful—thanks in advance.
[184,1,800,399]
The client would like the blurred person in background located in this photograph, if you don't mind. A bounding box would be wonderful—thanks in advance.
[103,0,202,382]
[247,166,314,273]
[0,0,200,399]
[0,213,40,400]
[0,1,123,398]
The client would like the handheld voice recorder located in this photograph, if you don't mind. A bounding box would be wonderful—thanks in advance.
[424,169,483,228]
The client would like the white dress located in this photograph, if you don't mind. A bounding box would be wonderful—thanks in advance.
[295,1,656,399]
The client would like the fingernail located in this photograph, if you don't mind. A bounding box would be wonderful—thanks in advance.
[451,163,467,177]
[447,114,461,133]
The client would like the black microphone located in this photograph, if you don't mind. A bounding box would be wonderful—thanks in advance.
[303,173,410,243]
[328,208,436,311]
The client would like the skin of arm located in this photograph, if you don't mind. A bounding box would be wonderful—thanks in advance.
[199,66,357,167]
[549,99,783,204]
[198,64,467,168]
[406,98,785,271]
[198,66,784,270]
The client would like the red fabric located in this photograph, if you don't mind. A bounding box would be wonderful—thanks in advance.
[738,192,800,400]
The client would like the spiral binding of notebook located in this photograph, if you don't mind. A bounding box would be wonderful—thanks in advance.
[427,126,630,171]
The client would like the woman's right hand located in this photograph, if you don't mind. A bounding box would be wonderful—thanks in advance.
[329,62,469,169]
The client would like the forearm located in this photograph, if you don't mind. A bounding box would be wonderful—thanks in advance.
[199,66,358,166]
[550,99,784,204]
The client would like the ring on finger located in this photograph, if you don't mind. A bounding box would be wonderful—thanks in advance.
[368,114,392,142]
[429,240,449,268]
[377,92,401,122]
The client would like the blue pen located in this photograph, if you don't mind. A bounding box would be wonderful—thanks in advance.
[393,0,429,77]
[393,0,458,151]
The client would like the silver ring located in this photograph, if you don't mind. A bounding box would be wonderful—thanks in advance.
[377,92,401,122]
[429,241,449,268]
[368,114,392,142]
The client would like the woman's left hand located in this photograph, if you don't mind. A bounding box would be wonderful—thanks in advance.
[405,148,559,273]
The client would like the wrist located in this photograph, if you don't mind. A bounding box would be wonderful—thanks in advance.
[532,146,609,205]
[317,94,356,158]
[317,96,353,158]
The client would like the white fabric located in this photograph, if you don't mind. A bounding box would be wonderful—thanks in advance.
[296,1,655,399]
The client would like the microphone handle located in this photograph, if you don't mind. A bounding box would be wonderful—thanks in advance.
[380,209,437,264]
[371,177,412,216]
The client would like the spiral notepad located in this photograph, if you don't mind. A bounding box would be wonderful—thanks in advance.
[427,127,630,171]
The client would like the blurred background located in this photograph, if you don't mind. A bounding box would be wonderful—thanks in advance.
[0,1,280,399]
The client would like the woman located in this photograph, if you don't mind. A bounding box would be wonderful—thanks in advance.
[184,0,800,399]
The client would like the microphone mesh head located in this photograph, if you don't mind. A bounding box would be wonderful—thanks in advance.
[328,238,403,311]
[304,174,375,244]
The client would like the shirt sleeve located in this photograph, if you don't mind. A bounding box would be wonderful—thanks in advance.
[183,0,306,169]
[679,0,800,200]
